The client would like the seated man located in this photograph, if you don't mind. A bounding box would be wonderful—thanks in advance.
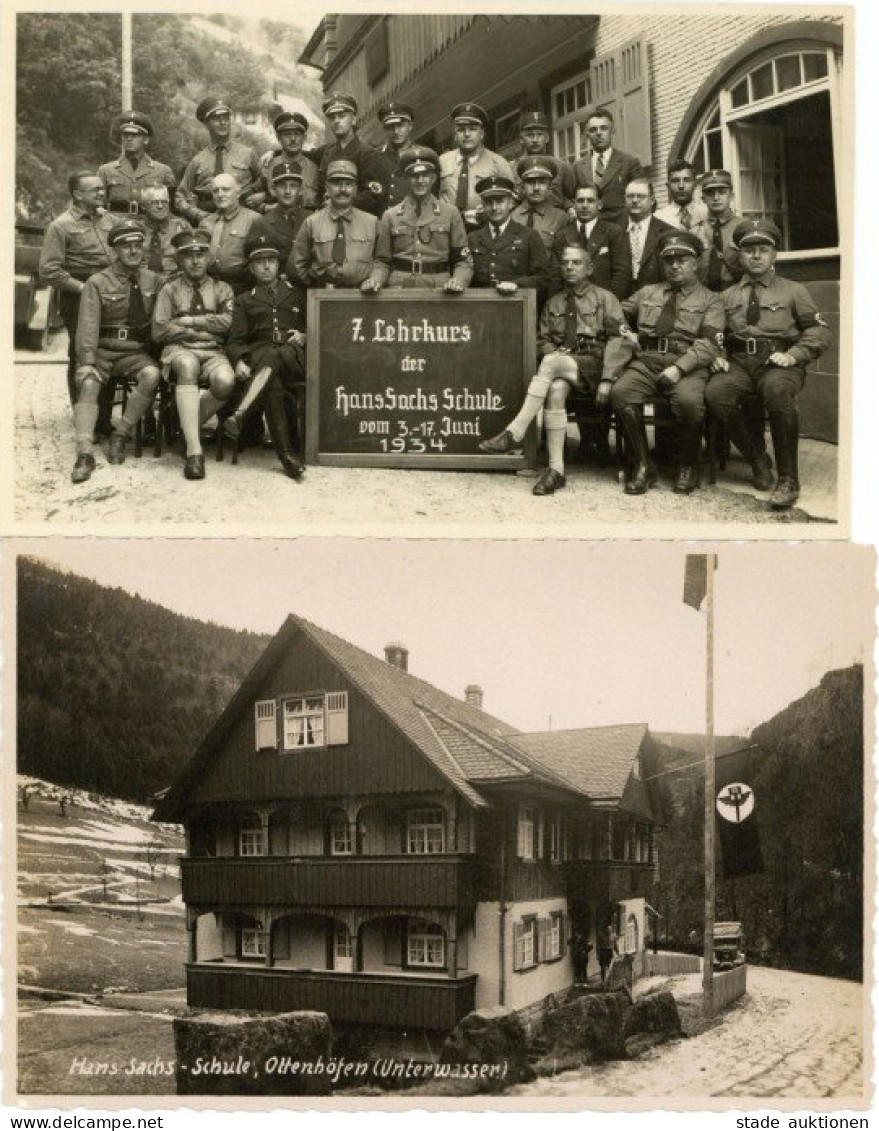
[151,229,237,480]
[224,233,306,481]
[361,146,472,293]
[706,219,830,509]
[468,174,550,301]
[607,230,724,496]
[70,219,161,483]
[479,244,623,496]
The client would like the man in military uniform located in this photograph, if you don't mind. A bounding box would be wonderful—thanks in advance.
[438,102,515,231]
[693,169,744,291]
[361,147,472,292]
[511,156,569,256]
[40,171,115,407]
[248,160,307,264]
[551,183,631,300]
[176,97,261,225]
[570,109,644,227]
[607,230,724,495]
[152,229,236,479]
[706,219,830,509]
[374,102,416,211]
[290,160,378,289]
[198,173,258,293]
[224,233,307,480]
[70,220,160,483]
[98,111,176,216]
[255,111,320,212]
[654,158,709,231]
[515,111,576,210]
[479,244,623,495]
[140,186,190,283]
[468,175,549,300]
[315,92,386,217]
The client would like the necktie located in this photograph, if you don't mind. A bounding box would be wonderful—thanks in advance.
[746,283,761,326]
[214,145,224,177]
[189,284,206,315]
[564,290,579,349]
[653,287,678,337]
[332,216,347,264]
[127,274,147,335]
[629,223,643,275]
[579,221,588,244]
[679,206,692,230]
[491,224,501,242]
[210,216,225,264]
[594,153,606,184]
[455,154,470,212]
[707,220,724,289]
[147,228,164,273]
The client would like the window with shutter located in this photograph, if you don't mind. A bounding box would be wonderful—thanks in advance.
[326,691,349,745]
[617,35,652,166]
[512,921,524,972]
[254,699,277,751]
[517,805,536,860]
[546,912,563,960]
[537,918,548,963]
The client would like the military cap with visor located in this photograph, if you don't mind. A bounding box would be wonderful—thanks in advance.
[658,230,703,258]
[476,174,516,198]
[516,155,556,180]
[451,102,489,127]
[519,110,550,131]
[245,233,284,262]
[273,110,308,133]
[171,229,211,254]
[733,218,783,247]
[116,110,153,137]
[323,91,358,115]
[700,168,734,191]
[270,159,303,183]
[196,97,232,123]
[399,146,440,177]
[325,159,358,182]
[378,102,414,125]
[108,219,146,247]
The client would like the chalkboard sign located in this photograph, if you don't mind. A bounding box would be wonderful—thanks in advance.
[305,289,537,469]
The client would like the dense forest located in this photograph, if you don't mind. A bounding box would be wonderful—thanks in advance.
[17,557,270,802]
[653,665,864,980]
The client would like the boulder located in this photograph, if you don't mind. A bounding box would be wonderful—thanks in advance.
[623,991,683,1058]
[173,1009,333,1095]
[436,1005,535,1094]
[533,990,629,1073]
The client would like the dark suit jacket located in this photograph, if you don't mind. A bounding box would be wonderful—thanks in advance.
[570,148,644,227]
[628,216,677,294]
[551,218,631,300]
[249,205,308,265]
[468,219,551,297]
[226,278,307,373]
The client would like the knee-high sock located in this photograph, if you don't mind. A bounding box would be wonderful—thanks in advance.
[544,408,568,474]
[506,371,552,441]
[73,401,98,456]
[115,386,155,438]
[176,385,202,456]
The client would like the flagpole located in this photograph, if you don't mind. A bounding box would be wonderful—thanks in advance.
[703,553,716,1017]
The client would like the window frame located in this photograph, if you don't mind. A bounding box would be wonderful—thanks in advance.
[240,927,265,959]
[330,812,354,856]
[405,807,446,855]
[546,912,563,961]
[517,804,537,861]
[282,694,327,751]
[238,816,266,858]
[516,915,538,971]
[406,919,446,968]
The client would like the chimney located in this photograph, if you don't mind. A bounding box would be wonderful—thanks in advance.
[465,684,484,711]
[384,641,409,672]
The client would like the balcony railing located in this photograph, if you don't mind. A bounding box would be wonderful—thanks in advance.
[187,963,478,1031]
[181,854,479,912]
[563,860,655,903]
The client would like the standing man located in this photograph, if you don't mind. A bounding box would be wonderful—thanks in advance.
[248,161,308,264]
[176,97,261,226]
[315,92,386,217]
[152,229,237,479]
[515,110,576,209]
[361,147,472,292]
[624,179,676,293]
[607,230,724,495]
[512,156,569,256]
[291,160,378,289]
[438,102,514,231]
[375,102,416,211]
[551,183,631,300]
[140,186,190,284]
[693,169,744,291]
[98,111,176,215]
[654,158,709,231]
[70,220,161,483]
[467,175,549,298]
[255,111,320,213]
[571,109,643,227]
[479,244,623,496]
[198,173,258,293]
[706,219,830,509]
[39,171,115,407]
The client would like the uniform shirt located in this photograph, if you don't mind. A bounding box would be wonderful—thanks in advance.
[198,206,258,283]
[249,205,308,265]
[370,195,472,286]
[97,154,176,213]
[621,279,725,373]
[374,143,410,211]
[142,215,191,280]
[538,283,623,383]
[694,209,744,288]
[290,204,378,288]
[511,200,569,253]
[39,205,114,292]
[468,218,549,291]
[513,155,577,210]
[654,199,709,231]
[721,270,830,364]
[315,135,386,217]
[438,147,515,213]
[75,263,159,365]
[152,275,235,351]
[227,278,307,365]
[176,141,261,220]
[256,149,320,211]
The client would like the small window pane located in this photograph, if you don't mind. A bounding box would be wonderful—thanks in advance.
[576,80,587,108]
[803,52,828,82]
[707,106,721,130]
[565,87,574,115]
[751,62,774,101]
[776,54,802,92]
[555,92,564,119]
[707,133,723,170]
[730,78,749,109]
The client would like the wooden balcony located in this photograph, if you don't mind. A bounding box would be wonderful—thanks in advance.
[563,860,655,904]
[187,963,477,1031]
[181,854,479,912]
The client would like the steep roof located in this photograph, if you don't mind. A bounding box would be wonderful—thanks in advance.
[509,723,649,802]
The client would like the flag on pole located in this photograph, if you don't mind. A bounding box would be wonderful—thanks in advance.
[683,554,716,610]
[715,746,764,878]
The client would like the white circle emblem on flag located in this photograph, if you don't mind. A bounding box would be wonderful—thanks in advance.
[716,782,755,823]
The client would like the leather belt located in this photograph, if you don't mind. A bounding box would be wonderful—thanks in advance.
[727,336,787,356]
[391,257,447,275]
[109,201,141,214]
[639,334,689,354]
[573,335,605,354]
[99,326,143,342]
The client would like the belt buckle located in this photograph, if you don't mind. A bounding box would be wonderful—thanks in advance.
[657,336,668,354]
[129,201,139,215]
[272,329,285,345]
[746,338,757,356]
[412,258,423,276]
[118,327,129,341]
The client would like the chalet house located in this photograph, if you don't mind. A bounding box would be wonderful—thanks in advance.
[153,614,664,1034]
[299,12,845,442]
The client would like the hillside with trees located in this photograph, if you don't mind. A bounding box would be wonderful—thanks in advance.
[17,557,270,802]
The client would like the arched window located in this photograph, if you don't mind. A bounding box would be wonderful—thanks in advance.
[625,913,639,954]
[685,42,842,255]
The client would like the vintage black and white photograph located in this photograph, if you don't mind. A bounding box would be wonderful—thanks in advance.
[5,539,872,1107]
[4,4,850,535]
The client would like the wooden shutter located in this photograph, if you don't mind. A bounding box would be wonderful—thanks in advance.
[558,913,567,958]
[537,918,548,963]
[616,34,652,166]
[586,47,619,125]
[326,691,349,746]
[254,699,277,750]
[512,921,524,971]
[221,916,237,958]
[384,918,403,966]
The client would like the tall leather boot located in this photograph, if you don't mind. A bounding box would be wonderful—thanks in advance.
[768,411,800,508]
[674,418,703,494]
[616,405,657,495]
[717,403,774,490]
[265,386,305,481]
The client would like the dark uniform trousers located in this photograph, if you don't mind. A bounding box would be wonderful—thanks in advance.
[705,355,805,418]
[611,350,709,427]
